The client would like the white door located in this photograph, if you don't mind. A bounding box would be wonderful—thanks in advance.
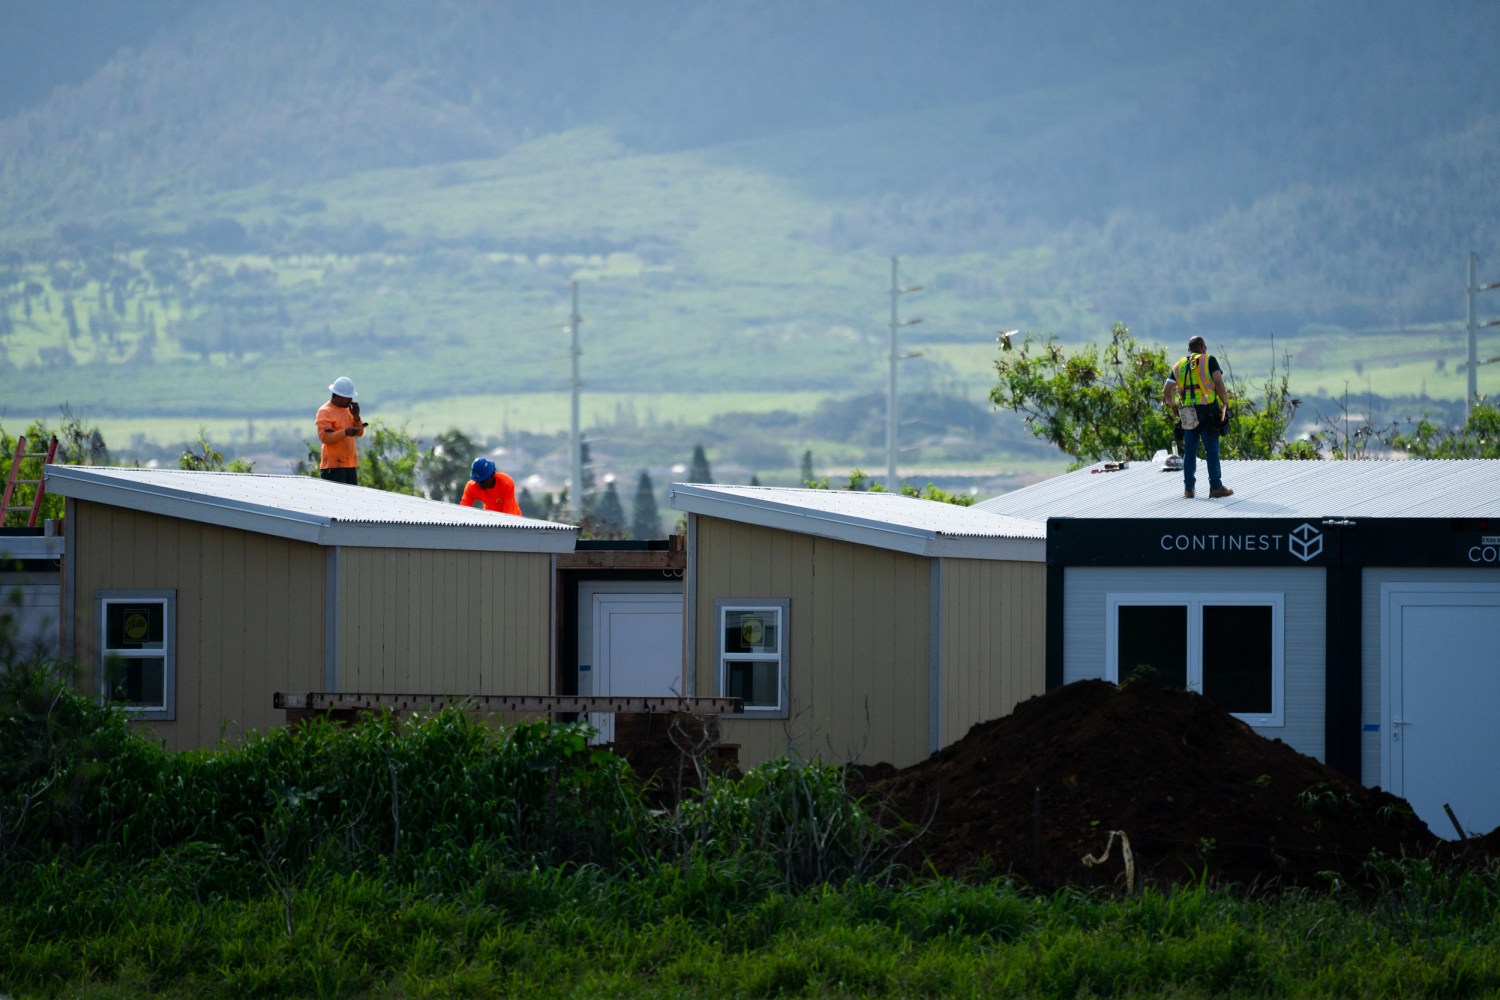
[588,592,683,743]
[1385,584,1500,838]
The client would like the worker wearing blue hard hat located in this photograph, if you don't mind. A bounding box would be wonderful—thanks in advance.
[460,456,522,515]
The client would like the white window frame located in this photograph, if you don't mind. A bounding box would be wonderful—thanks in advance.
[1105,591,1284,727]
[97,589,176,721]
[716,598,789,718]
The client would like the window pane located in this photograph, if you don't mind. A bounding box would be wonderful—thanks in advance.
[725,660,780,709]
[724,610,778,654]
[1118,605,1187,689]
[106,656,166,709]
[106,603,165,650]
[1202,605,1273,714]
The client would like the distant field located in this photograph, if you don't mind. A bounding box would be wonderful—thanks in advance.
[10,325,1489,475]
[7,122,1494,468]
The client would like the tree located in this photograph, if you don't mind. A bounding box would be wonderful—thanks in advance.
[1385,399,1500,458]
[544,488,571,523]
[630,471,662,539]
[360,421,422,495]
[298,420,422,494]
[899,483,975,506]
[419,428,479,502]
[0,409,109,524]
[990,322,1177,467]
[687,444,714,484]
[802,468,973,506]
[178,428,254,472]
[589,480,627,539]
[577,438,598,524]
[991,323,1319,467]
[1218,350,1322,461]
[800,449,815,486]
[518,487,544,519]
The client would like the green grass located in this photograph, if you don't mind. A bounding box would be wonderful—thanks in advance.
[8,865,1500,998]
[5,660,1500,998]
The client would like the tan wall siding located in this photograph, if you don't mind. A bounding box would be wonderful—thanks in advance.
[67,501,326,751]
[939,558,1047,746]
[692,518,931,768]
[336,548,553,696]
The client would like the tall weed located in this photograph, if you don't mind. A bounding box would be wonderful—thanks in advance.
[667,757,896,890]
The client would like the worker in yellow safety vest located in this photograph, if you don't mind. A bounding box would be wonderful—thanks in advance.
[1163,335,1234,500]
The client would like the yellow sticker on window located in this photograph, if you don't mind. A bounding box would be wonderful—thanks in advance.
[124,611,150,642]
[741,617,764,646]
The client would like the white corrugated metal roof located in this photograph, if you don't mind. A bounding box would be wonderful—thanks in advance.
[977,458,1500,520]
[669,483,1045,561]
[46,466,578,552]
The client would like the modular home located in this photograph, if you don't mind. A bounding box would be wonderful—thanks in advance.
[669,484,1047,769]
[978,458,1500,839]
[47,466,577,750]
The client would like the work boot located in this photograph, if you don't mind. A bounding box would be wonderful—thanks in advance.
[1184,490,1194,499]
[1209,487,1234,498]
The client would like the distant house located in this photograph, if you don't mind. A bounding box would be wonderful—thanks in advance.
[669,484,1047,769]
[47,467,577,750]
[978,458,1500,839]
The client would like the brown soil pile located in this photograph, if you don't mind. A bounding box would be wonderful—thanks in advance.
[851,679,1488,893]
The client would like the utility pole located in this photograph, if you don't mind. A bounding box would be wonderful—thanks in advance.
[886,257,922,489]
[1465,252,1500,421]
[569,280,584,521]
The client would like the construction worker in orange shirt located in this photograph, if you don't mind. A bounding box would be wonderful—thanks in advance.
[316,376,366,485]
[460,457,522,515]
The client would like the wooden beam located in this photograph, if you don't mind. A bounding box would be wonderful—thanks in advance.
[554,549,685,571]
[274,691,741,714]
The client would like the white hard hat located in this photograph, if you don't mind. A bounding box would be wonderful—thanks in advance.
[329,376,358,398]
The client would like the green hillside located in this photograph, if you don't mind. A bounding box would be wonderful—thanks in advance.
[3,1,1500,486]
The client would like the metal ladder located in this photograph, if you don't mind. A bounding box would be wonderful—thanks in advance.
[1,435,59,528]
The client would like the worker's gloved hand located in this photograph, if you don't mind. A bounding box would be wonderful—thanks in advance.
[349,402,360,418]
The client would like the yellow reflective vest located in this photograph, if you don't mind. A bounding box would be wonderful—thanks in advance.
[1173,353,1220,407]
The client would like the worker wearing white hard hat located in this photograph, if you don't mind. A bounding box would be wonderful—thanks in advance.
[315,376,366,485]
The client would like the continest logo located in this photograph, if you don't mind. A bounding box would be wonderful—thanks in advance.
[1289,523,1323,562]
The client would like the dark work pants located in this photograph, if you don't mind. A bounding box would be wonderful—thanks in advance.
[1183,424,1222,493]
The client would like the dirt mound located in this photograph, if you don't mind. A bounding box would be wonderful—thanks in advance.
[854,680,1459,892]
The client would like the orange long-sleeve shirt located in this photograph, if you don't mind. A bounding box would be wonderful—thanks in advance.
[315,401,363,469]
[460,474,522,515]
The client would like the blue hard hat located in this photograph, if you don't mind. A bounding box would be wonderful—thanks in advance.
[471,457,496,481]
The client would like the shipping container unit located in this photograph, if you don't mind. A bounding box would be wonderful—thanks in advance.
[554,538,688,743]
[670,484,1047,769]
[46,466,577,750]
[978,458,1500,840]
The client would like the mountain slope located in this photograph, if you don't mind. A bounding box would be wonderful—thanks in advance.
[2,0,1499,456]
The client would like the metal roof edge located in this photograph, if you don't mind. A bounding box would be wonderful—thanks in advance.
[930,534,1047,562]
[321,522,579,552]
[47,466,328,544]
[670,484,1043,559]
[671,483,938,554]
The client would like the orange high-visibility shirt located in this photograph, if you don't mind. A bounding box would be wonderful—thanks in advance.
[460,473,522,516]
[315,401,363,469]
